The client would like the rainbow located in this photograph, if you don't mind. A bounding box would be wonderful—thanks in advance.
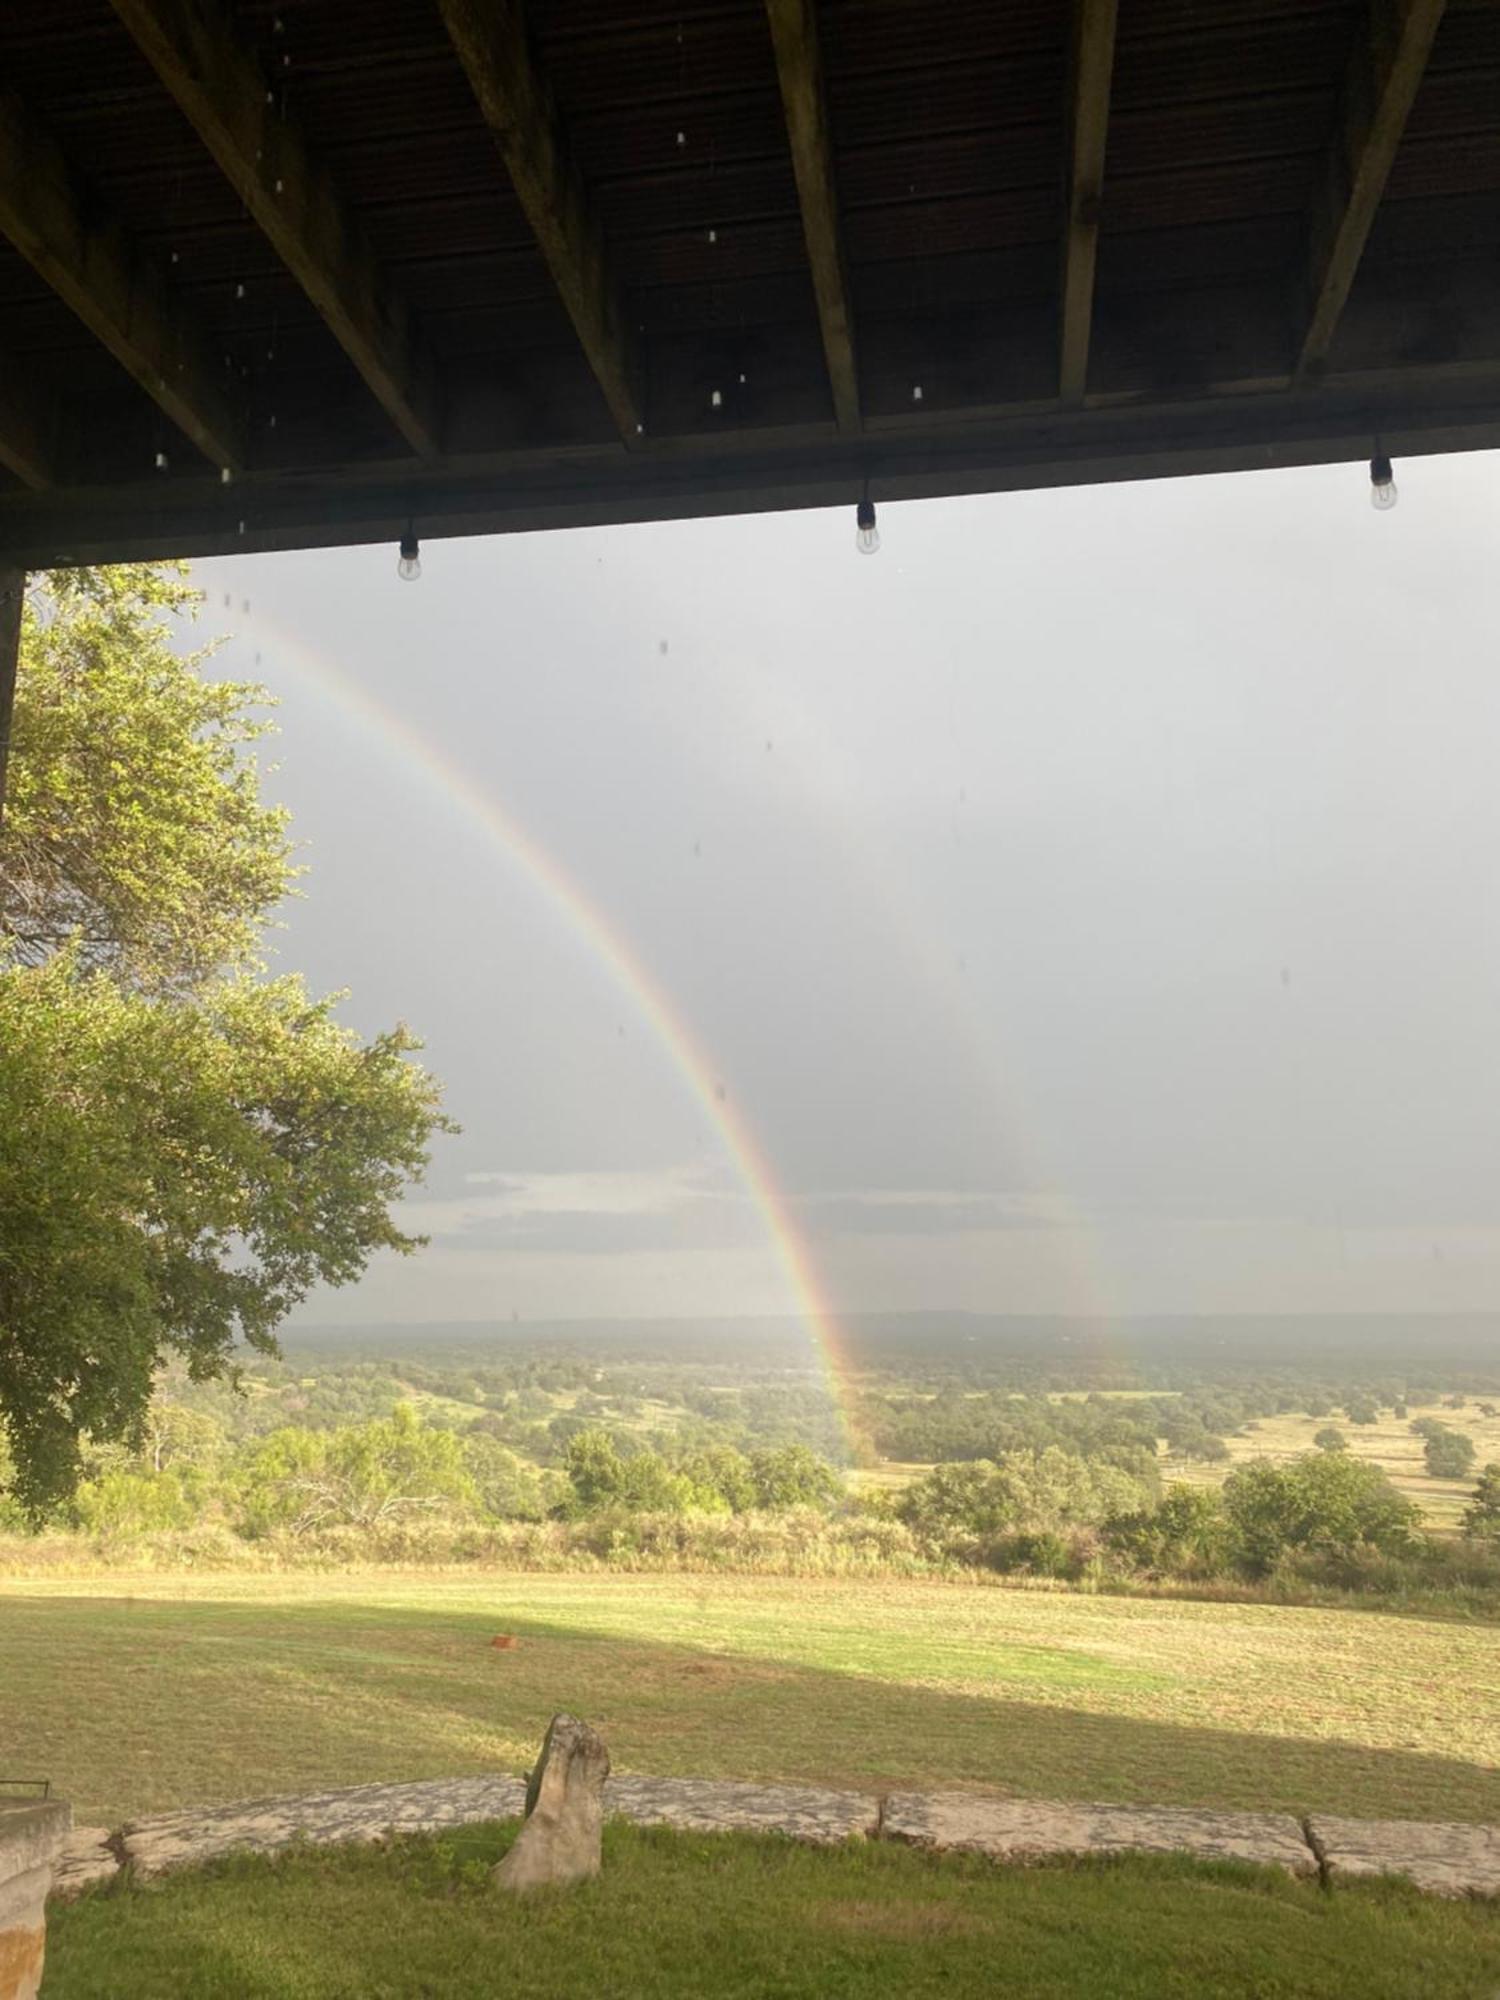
[239,614,864,1445]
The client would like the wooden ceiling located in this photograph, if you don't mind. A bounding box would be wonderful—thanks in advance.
[0,0,1498,565]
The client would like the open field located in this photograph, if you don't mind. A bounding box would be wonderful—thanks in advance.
[45,1826,1500,2000]
[3,1571,1497,1828]
[1165,1398,1500,1531]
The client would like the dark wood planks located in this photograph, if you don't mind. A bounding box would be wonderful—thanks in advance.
[1297,0,1448,381]
[110,0,444,456]
[438,0,642,442]
[765,0,861,433]
[0,91,245,470]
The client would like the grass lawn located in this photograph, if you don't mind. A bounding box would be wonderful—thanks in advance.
[3,1571,1497,1827]
[44,1825,1500,2000]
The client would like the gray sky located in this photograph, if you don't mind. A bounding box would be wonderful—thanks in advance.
[194,449,1500,1327]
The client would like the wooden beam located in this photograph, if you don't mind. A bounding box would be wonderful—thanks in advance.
[0,563,23,828]
[1059,0,1119,403]
[0,93,245,469]
[437,0,642,443]
[1297,0,1447,381]
[10,367,1500,571]
[0,358,60,489]
[765,0,860,434]
[109,0,443,458]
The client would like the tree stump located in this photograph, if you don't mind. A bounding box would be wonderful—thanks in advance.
[492,1715,610,1894]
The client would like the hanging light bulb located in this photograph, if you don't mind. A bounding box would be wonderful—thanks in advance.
[397,526,421,581]
[1369,450,1397,511]
[855,491,879,556]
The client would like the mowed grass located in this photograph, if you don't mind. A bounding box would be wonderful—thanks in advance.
[1168,1398,1500,1531]
[3,1571,1497,1827]
[44,1826,1500,2000]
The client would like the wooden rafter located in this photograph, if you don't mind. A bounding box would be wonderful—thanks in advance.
[1059,0,1119,404]
[1297,0,1447,382]
[0,92,245,470]
[765,0,860,434]
[110,0,443,458]
[437,0,642,443]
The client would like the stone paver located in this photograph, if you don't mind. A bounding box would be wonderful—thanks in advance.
[607,1777,878,1844]
[884,1794,1316,1875]
[1309,1815,1500,1898]
[59,1777,1500,1900]
[120,1777,527,1880]
[48,1829,118,1901]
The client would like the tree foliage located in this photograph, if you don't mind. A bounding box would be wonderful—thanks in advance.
[0,956,446,1511]
[236,1406,476,1537]
[1,568,293,990]
[0,566,450,1512]
[1220,1455,1418,1574]
[1461,1464,1500,1542]
[1425,1430,1477,1480]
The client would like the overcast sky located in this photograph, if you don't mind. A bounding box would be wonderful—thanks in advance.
[193,450,1500,1328]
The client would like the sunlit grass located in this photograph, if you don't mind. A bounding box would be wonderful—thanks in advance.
[3,1570,1496,1826]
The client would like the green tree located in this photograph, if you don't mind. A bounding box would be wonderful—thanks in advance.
[1425,1430,1477,1480]
[0,568,450,1514]
[675,1444,757,1513]
[137,1402,227,1475]
[1313,1426,1348,1454]
[1221,1454,1418,1575]
[1461,1464,1500,1542]
[562,1428,626,1512]
[71,1466,198,1539]
[747,1444,843,1511]
[1,567,292,990]
[1102,1484,1231,1578]
[460,1432,558,1522]
[236,1407,474,1537]
[0,942,445,1515]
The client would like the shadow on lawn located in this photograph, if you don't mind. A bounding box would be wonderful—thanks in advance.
[2,1592,1496,1828]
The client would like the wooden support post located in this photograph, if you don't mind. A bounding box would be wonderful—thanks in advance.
[0,563,23,829]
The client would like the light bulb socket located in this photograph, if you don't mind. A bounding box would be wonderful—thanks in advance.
[856,497,876,533]
[1369,452,1394,489]
[399,529,420,564]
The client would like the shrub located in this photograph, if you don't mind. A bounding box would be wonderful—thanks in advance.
[1461,1464,1500,1542]
[1425,1431,1477,1480]
[1313,1427,1348,1454]
[894,1449,1157,1561]
[1221,1454,1419,1576]
[234,1406,476,1537]
[1101,1485,1232,1578]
